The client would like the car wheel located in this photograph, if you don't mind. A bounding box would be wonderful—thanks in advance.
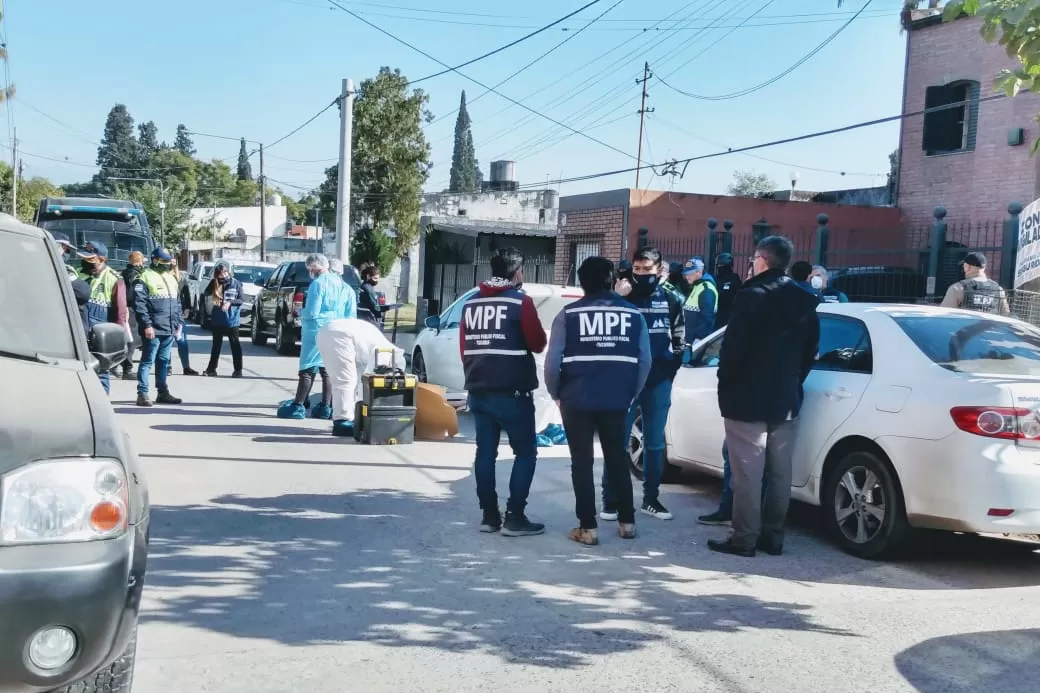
[822,449,910,560]
[275,321,294,356]
[53,623,136,693]
[627,410,681,482]
[251,312,268,346]
[412,349,428,383]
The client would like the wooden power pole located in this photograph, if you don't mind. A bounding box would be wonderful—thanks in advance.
[635,62,654,190]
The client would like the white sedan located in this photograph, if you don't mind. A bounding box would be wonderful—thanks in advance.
[411,283,584,402]
[652,302,1040,560]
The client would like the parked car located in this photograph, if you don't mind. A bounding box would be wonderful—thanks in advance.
[652,302,1040,560]
[828,266,926,303]
[250,260,314,354]
[229,261,277,331]
[184,261,216,326]
[411,283,584,401]
[3,216,149,692]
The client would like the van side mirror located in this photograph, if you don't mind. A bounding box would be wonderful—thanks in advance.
[425,315,441,331]
[90,323,128,373]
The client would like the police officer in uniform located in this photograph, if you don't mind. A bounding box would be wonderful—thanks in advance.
[680,257,718,348]
[545,257,651,546]
[460,247,548,537]
[603,246,685,521]
[78,241,128,394]
[133,247,184,407]
[940,252,1010,314]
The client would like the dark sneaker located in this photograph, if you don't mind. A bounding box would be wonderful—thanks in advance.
[202,370,218,377]
[479,509,502,533]
[599,508,618,521]
[697,509,732,526]
[707,538,755,558]
[183,368,200,376]
[641,500,673,521]
[136,394,153,407]
[756,539,783,556]
[121,370,136,380]
[501,512,545,537]
[156,392,182,405]
[231,370,243,378]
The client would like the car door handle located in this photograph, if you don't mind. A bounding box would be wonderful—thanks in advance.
[825,388,853,400]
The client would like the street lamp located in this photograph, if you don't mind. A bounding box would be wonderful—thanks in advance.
[108,177,167,246]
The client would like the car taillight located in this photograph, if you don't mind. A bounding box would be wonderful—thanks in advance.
[950,406,1040,440]
[293,292,305,316]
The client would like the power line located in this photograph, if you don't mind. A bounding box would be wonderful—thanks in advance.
[327,0,639,161]
[662,0,779,78]
[407,0,606,85]
[266,98,339,150]
[515,93,1006,189]
[657,0,875,100]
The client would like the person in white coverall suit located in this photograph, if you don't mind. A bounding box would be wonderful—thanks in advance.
[317,317,406,436]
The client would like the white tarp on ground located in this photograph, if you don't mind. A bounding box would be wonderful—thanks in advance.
[1015,197,1040,290]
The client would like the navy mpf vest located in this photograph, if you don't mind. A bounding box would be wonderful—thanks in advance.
[462,288,537,393]
[559,293,644,411]
[629,286,674,362]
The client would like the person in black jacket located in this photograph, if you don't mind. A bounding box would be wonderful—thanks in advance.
[357,263,389,328]
[709,235,820,558]
[712,253,742,328]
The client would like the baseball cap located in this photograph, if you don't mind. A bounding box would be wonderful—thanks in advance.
[51,231,75,248]
[682,257,705,275]
[963,252,987,268]
[715,252,734,267]
[151,247,174,262]
[77,240,109,261]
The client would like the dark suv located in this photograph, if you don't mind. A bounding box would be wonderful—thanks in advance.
[0,215,149,692]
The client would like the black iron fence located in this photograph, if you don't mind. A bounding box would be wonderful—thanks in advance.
[641,203,1024,303]
[426,256,556,316]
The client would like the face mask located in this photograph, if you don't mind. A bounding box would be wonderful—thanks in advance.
[218,273,230,284]
[81,261,98,275]
[810,276,824,290]
[153,262,170,273]
[631,273,658,296]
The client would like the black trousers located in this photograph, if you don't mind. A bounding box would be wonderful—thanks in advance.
[294,367,331,407]
[206,326,243,373]
[561,406,636,528]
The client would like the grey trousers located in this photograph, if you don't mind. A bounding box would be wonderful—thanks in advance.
[724,418,796,550]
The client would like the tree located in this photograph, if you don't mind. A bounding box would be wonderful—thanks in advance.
[321,67,433,255]
[236,138,253,181]
[95,104,138,183]
[888,148,900,204]
[726,170,777,197]
[174,124,196,157]
[350,226,397,275]
[138,121,159,155]
[449,91,480,193]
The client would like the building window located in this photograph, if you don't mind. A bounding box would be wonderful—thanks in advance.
[922,80,980,155]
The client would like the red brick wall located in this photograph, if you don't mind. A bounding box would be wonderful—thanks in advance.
[899,15,1040,228]
[554,206,624,284]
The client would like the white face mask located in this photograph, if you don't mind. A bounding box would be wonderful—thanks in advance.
[810,276,824,290]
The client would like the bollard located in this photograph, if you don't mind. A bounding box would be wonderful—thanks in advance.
[813,214,829,267]
[927,206,947,298]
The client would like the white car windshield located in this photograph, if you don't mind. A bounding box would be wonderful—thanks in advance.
[0,233,77,360]
[893,314,1040,377]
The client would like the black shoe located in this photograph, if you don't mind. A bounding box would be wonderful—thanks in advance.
[136,394,153,407]
[707,538,755,557]
[231,370,243,378]
[698,509,732,526]
[640,500,673,521]
[479,509,502,533]
[156,392,182,405]
[756,539,783,556]
[501,512,545,537]
[121,370,136,380]
[184,368,200,376]
[202,370,218,377]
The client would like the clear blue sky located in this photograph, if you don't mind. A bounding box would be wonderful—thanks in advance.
[4,0,908,198]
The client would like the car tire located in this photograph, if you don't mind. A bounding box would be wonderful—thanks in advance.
[412,349,428,383]
[251,313,268,346]
[822,449,911,560]
[627,410,681,482]
[53,623,136,693]
[275,321,293,356]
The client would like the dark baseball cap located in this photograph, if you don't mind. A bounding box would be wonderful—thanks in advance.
[50,231,74,248]
[77,240,109,260]
[151,247,174,262]
[963,252,987,268]
[682,257,705,275]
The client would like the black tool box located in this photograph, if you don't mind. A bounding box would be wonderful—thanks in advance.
[353,402,416,445]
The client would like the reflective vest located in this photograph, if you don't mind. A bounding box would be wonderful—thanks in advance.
[461,288,537,393]
[85,266,121,328]
[135,267,182,335]
[682,279,718,343]
[960,278,1006,314]
[559,294,644,411]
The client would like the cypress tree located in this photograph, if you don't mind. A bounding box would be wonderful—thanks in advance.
[449,91,478,193]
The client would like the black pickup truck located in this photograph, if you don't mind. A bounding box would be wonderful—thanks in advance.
[250,260,363,355]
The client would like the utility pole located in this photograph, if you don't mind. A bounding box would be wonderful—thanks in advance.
[635,62,654,190]
[335,78,355,264]
[258,143,266,262]
[10,126,17,216]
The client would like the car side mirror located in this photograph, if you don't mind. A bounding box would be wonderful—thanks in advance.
[90,322,128,373]
[425,315,441,331]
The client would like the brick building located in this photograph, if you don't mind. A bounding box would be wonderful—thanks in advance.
[897,3,1040,227]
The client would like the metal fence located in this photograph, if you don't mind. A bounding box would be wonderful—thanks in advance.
[426,256,557,316]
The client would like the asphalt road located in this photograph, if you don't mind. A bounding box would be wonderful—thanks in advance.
[114,327,1040,693]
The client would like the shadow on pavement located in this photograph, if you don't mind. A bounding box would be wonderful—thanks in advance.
[145,488,856,667]
[141,452,471,472]
[115,408,272,419]
[894,629,1040,693]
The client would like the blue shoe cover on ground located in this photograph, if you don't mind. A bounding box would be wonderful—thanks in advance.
[332,419,354,437]
[311,403,333,420]
[277,402,306,419]
[535,434,553,448]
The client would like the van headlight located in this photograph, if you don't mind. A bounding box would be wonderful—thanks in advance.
[0,459,129,544]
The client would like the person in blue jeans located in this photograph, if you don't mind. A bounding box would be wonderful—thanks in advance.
[601,246,685,521]
[133,247,184,407]
[460,247,548,537]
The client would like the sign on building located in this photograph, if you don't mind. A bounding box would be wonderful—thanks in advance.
[1016,197,1040,290]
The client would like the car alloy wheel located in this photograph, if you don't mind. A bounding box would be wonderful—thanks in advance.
[628,411,645,480]
[833,465,887,545]
[823,449,909,560]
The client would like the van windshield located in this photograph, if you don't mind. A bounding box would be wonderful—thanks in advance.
[40,217,151,269]
[0,233,76,360]
[892,314,1040,377]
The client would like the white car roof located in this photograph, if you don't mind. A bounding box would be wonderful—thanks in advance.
[818,301,1027,327]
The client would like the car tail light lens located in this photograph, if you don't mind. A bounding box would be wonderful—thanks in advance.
[950,406,1040,440]
[293,291,305,316]
[0,459,129,544]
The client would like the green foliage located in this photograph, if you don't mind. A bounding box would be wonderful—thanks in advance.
[174,124,196,157]
[449,91,480,193]
[350,226,396,275]
[236,138,253,181]
[138,121,159,158]
[0,161,63,222]
[95,104,138,183]
[726,170,777,197]
[283,194,306,225]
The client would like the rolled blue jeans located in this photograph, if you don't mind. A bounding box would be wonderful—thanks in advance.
[97,371,110,395]
[138,335,174,396]
[468,391,538,516]
[602,378,673,507]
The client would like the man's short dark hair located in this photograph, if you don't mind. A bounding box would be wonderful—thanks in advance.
[789,260,813,282]
[490,247,524,280]
[633,246,662,266]
[577,256,614,293]
[359,262,379,281]
[756,235,793,271]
